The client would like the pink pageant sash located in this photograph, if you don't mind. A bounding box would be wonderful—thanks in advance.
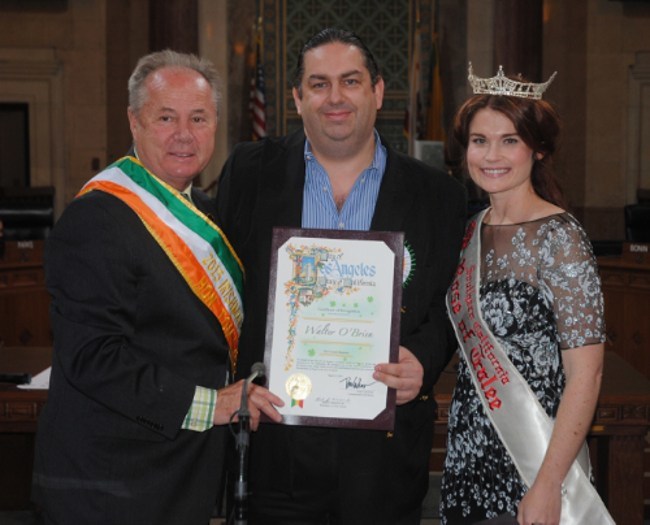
[446,209,614,524]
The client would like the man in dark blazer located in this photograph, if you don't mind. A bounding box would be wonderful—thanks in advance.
[217,28,466,524]
[32,50,282,525]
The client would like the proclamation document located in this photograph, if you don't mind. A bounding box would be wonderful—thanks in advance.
[263,228,404,430]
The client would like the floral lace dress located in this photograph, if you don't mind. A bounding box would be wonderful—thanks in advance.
[439,213,606,525]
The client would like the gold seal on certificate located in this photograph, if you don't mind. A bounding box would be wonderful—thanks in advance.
[286,373,312,401]
[263,228,403,430]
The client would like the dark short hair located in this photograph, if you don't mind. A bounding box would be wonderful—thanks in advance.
[291,27,382,96]
[448,92,566,208]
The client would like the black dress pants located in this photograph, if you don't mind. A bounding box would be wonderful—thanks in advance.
[243,425,422,525]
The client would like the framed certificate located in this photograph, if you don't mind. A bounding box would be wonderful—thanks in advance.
[263,227,404,430]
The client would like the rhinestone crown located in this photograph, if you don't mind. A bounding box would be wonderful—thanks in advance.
[468,62,557,100]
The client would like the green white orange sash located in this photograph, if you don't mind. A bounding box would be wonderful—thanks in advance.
[446,209,614,524]
[78,156,244,372]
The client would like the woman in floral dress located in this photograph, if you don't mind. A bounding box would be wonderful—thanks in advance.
[439,65,614,525]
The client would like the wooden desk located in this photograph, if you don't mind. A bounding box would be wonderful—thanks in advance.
[0,345,50,432]
[598,253,650,378]
[0,346,50,510]
[0,240,52,347]
[434,351,650,525]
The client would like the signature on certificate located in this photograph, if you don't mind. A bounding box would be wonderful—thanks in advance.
[341,376,376,390]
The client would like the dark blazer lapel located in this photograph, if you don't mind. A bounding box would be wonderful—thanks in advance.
[191,189,218,221]
[258,130,306,228]
[256,131,413,232]
[371,148,414,232]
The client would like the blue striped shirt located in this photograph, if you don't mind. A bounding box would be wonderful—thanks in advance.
[301,131,387,231]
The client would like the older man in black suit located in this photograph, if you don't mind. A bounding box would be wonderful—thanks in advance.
[32,49,283,525]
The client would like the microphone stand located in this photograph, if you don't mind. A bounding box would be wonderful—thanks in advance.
[229,363,265,525]
[232,378,252,525]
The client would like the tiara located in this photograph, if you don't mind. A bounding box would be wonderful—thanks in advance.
[468,62,557,100]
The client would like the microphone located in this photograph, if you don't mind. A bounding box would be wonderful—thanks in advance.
[239,362,266,419]
[247,362,266,384]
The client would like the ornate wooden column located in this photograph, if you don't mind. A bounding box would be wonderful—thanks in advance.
[493,0,543,80]
[149,0,199,54]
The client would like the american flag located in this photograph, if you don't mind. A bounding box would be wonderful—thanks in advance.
[249,29,266,141]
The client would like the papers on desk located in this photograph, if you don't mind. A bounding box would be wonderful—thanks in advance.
[18,367,50,390]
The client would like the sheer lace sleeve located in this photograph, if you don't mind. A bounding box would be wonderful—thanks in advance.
[538,216,606,350]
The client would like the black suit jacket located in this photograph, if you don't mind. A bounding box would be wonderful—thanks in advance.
[33,186,230,525]
[217,130,466,521]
